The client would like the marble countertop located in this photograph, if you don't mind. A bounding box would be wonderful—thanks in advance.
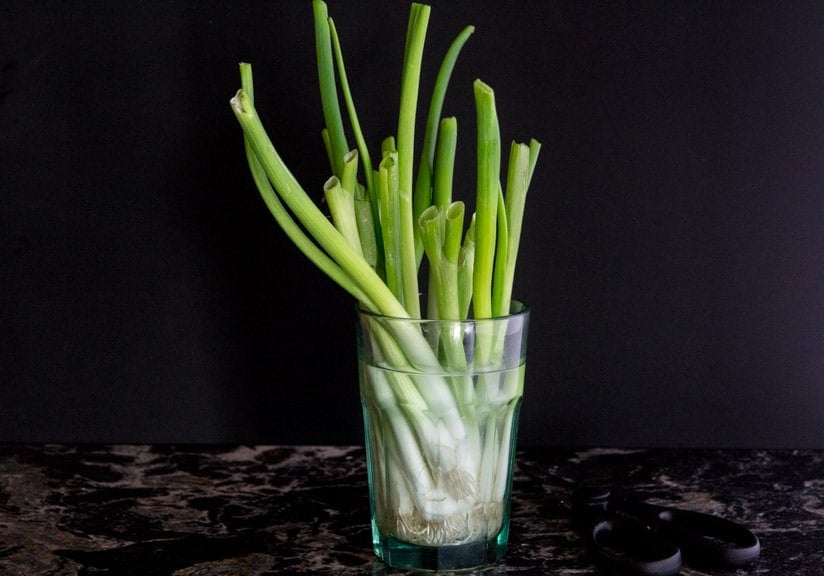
[0,445,821,575]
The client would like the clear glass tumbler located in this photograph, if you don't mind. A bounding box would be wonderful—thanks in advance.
[357,302,530,571]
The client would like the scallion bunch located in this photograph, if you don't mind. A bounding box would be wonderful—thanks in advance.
[230,0,540,546]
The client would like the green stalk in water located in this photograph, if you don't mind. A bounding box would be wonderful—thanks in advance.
[395,3,430,319]
[472,79,502,320]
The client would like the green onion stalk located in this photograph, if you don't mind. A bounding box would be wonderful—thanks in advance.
[230,0,540,547]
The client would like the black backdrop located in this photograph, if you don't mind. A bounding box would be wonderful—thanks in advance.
[3,1,823,448]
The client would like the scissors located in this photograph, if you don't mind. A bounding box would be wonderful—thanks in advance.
[571,486,760,576]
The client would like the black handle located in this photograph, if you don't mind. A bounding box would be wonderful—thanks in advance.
[655,506,761,568]
[573,487,682,576]
[589,517,682,576]
[572,487,761,575]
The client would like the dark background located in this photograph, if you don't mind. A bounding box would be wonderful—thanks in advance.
[3,1,823,448]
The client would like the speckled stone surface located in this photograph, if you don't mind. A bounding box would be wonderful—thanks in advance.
[0,445,821,575]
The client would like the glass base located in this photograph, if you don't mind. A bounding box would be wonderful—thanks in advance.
[374,531,507,572]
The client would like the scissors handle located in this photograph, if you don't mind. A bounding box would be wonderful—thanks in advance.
[573,487,683,576]
[653,505,761,568]
[588,516,682,576]
[572,487,760,576]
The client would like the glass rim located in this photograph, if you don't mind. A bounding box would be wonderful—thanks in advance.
[356,300,530,324]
